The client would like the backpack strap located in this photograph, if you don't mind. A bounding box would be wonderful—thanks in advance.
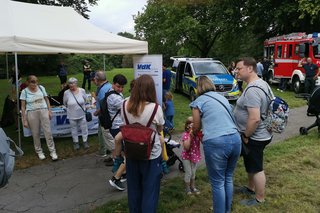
[122,101,159,127]
[203,94,239,132]
[122,100,130,125]
[104,90,121,124]
[243,85,273,121]
[146,104,159,127]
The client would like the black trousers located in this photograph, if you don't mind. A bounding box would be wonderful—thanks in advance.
[82,73,91,91]
[304,77,315,94]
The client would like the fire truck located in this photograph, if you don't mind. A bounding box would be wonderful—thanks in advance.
[264,32,320,93]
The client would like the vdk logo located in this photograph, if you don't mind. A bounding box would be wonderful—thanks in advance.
[56,115,70,125]
[137,64,151,69]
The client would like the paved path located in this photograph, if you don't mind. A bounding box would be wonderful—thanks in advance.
[0,105,314,213]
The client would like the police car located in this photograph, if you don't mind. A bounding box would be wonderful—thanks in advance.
[170,57,240,101]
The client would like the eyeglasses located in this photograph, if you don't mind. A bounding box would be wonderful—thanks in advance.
[29,80,37,84]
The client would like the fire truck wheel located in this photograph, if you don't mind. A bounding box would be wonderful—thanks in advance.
[292,77,302,93]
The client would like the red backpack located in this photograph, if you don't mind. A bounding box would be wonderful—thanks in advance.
[120,101,159,160]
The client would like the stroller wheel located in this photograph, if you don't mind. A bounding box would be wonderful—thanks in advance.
[178,162,185,173]
[300,127,308,135]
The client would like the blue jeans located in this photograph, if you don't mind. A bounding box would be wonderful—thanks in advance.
[126,156,162,213]
[203,133,241,213]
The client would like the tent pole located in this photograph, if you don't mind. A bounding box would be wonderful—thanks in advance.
[14,52,21,148]
[6,53,9,79]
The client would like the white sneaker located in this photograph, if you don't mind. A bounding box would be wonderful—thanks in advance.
[50,152,58,161]
[38,153,46,160]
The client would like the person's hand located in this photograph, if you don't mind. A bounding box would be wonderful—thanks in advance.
[93,110,99,116]
[241,133,249,144]
[48,110,52,120]
[23,119,28,128]
[313,75,319,80]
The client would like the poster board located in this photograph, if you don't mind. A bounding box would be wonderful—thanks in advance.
[133,55,163,105]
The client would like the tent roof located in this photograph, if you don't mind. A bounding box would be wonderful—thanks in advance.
[0,0,148,54]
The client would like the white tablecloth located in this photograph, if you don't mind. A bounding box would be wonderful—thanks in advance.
[23,107,99,138]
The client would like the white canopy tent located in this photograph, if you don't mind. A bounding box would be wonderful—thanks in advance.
[0,0,148,146]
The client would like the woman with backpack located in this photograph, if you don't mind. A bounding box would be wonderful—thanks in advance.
[115,74,165,213]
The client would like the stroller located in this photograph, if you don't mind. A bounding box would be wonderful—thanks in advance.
[163,121,184,172]
[299,86,320,135]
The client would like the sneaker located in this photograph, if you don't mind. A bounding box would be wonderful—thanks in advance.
[186,188,192,195]
[234,186,255,195]
[50,152,58,161]
[277,88,280,91]
[38,153,46,160]
[191,188,201,195]
[83,142,90,149]
[161,161,170,174]
[95,152,107,158]
[73,143,80,150]
[103,156,113,162]
[240,198,263,206]
[112,157,124,172]
[105,160,114,167]
[109,177,125,191]
[120,173,127,182]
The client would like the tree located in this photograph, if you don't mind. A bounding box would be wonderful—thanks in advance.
[14,0,99,19]
[134,0,244,63]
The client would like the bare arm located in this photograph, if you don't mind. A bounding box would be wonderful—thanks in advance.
[21,100,28,128]
[192,108,201,134]
[44,96,52,120]
[242,107,261,143]
[182,135,191,151]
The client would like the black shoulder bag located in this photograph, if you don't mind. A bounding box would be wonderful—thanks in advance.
[71,90,92,122]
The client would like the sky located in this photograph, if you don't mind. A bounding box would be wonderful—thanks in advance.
[88,0,148,35]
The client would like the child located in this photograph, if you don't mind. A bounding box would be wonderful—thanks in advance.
[163,91,174,130]
[181,116,202,195]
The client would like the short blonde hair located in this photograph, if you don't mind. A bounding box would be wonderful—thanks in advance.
[165,91,173,100]
[196,75,216,96]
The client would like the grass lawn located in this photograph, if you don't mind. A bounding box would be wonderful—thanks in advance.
[0,69,307,169]
[92,130,320,213]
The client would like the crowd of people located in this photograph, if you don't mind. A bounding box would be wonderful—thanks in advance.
[10,55,319,213]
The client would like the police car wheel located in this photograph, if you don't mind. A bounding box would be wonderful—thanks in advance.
[190,89,196,101]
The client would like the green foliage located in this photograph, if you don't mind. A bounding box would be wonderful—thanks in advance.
[14,0,99,19]
[135,0,320,64]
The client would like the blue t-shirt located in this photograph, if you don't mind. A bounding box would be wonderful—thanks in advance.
[165,100,174,117]
[96,82,112,110]
[257,62,263,77]
[163,69,172,90]
[189,91,238,141]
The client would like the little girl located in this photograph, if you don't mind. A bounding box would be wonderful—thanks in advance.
[181,116,202,195]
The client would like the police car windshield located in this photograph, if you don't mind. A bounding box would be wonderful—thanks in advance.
[313,45,320,58]
[192,62,227,75]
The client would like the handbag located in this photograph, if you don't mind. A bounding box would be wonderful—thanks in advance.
[120,101,158,160]
[71,90,92,122]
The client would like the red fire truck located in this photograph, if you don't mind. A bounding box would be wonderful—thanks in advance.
[264,32,320,93]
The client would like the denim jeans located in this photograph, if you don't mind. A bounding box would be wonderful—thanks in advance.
[126,156,162,213]
[203,133,241,213]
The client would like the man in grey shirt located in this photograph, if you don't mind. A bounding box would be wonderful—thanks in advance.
[234,57,272,206]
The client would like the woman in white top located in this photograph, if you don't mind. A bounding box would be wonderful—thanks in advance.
[63,77,89,150]
[115,74,164,213]
[20,75,58,161]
